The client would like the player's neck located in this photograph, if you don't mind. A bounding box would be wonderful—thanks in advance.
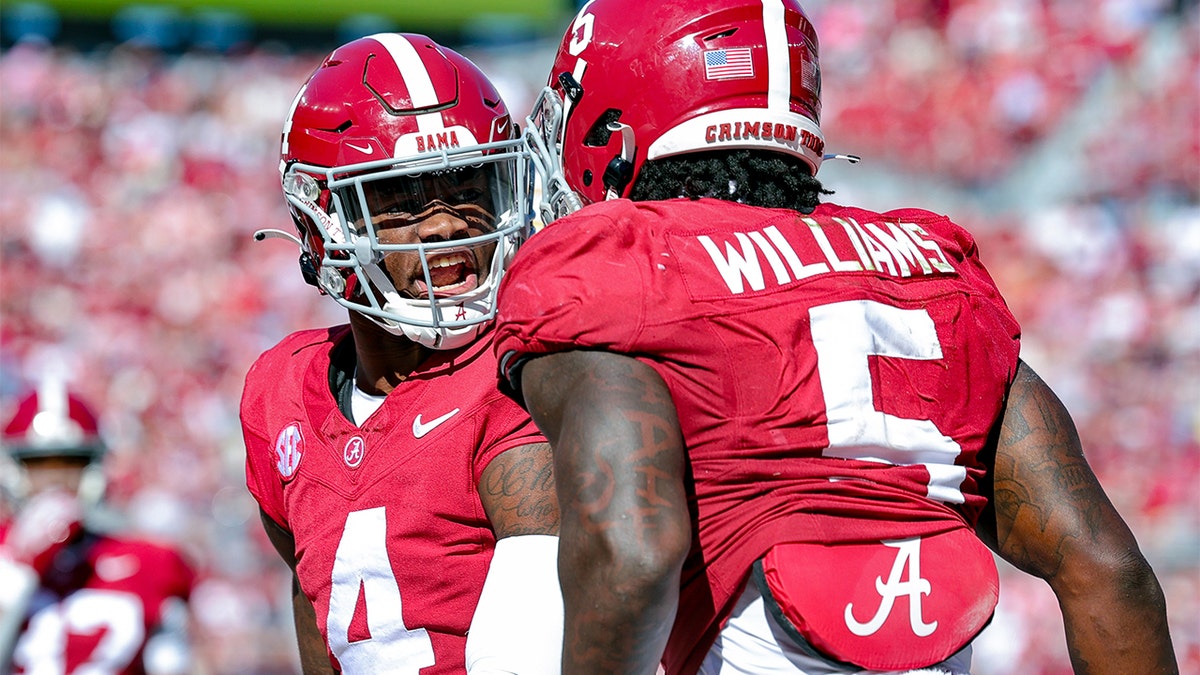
[347,314,431,395]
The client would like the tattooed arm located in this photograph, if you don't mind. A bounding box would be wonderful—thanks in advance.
[519,350,690,675]
[976,360,1177,674]
[468,442,562,674]
[479,441,560,540]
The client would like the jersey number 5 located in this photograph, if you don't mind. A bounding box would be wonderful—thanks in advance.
[810,299,967,504]
[327,507,436,671]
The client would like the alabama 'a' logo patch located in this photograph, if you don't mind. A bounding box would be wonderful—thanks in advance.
[275,422,304,480]
[343,436,365,468]
[757,529,998,670]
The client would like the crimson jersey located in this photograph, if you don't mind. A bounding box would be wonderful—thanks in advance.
[242,325,544,673]
[0,526,195,675]
[495,198,1021,674]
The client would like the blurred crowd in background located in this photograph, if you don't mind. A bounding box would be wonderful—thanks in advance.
[0,0,1196,672]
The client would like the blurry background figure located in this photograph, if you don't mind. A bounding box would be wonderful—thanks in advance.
[0,374,197,675]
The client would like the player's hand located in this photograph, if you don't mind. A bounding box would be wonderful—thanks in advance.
[3,489,84,577]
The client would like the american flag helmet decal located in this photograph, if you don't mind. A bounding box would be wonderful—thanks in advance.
[704,47,755,81]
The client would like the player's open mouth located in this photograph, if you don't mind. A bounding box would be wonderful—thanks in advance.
[416,251,479,298]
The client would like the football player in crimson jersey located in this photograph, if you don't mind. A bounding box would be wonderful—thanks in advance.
[241,33,561,674]
[495,1,1176,674]
[0,380,197,675]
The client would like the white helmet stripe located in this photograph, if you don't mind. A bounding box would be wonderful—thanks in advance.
[762,0,789,111]
[36,376,68,426]
[368,33,447,139]
[279,81,308,174]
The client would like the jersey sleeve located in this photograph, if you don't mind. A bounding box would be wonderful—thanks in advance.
[241,349,289,529]
[152,540,198,601]
[882,206,1021,347]
[884,208,1018,316]
[494,202,649,390]
[106,537,198,605]
[471,389,548,483]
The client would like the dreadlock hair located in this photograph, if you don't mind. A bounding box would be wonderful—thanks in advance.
[629,149,830,213]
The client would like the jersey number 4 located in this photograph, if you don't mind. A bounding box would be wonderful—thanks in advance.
[327,507,436,671]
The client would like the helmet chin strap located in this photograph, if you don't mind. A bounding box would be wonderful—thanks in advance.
[355,251,464,349]
[363,266,500,350]
[370,310,484,350]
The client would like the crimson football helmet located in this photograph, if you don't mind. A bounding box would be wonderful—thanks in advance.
[262,33,533,350]
[1,380,106,506]
[528,0,826,222]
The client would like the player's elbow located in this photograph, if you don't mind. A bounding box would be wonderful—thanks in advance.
[1107,549,1168,612]
[622,527,691,586]
[602,533,689,614]
[562,521,690,597]
[606,530,688,576]
[1056,539,1163,607]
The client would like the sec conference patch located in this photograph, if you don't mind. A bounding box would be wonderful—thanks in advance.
[275,422,304,480]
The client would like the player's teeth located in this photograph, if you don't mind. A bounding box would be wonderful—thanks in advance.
[432,254,468,268]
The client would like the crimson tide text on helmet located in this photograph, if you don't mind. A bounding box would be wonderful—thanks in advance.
[261,33,533,350]
[1,379,107,505]
[527,0,824,222]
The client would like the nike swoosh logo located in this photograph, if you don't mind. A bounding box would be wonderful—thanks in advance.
[413,408,460,438]
[493,117,510,139]
[346,142,373,154]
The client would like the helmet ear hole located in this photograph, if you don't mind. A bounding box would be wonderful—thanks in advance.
[584,109,624,147]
